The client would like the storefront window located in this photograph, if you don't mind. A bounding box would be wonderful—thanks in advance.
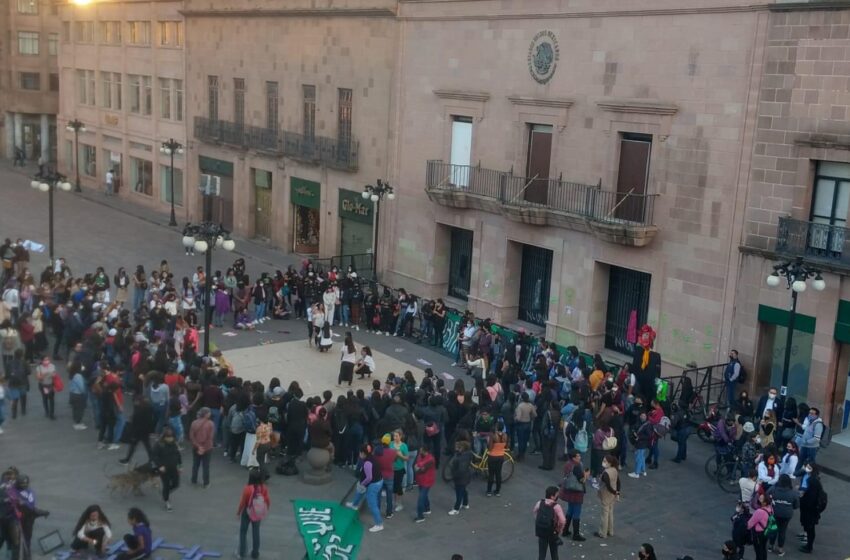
[131,157,153,196]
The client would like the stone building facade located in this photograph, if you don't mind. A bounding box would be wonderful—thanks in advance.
[2,0,61,163]
[182,0,398,258]
[57,0,187,215]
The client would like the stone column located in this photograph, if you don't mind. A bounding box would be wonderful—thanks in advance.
[13,113,23,155]
[4,113,13,159]
[40,114,49,162]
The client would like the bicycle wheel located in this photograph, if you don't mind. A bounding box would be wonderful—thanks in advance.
[717,462,741,494]
[704,455,719,480]
[500,456,515,482]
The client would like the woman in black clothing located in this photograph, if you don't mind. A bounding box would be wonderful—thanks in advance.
[798,464,824,553]
[70,505,112,555]
[120,396,156,465]
[152,426,181,512]
[733,391,755,422]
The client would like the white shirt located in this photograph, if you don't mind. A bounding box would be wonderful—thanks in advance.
[763,396,777,417]
[738,477,757,503]
[105,171,114,184]
[341,348,357,364]
[2,288,19,310]
[779,453,798,479]
[361,355,375,371]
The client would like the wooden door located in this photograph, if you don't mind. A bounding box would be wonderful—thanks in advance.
[525,124,552,205]
[254,186,272,239]
[615,134,652,222]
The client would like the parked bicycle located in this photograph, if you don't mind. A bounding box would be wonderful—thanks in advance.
[441,448,516,483]
[704,451,744,494]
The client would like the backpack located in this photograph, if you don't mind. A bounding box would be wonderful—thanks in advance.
[2,334,16,353]
[816,489,828,513]
[534,500,556,538]
[817,421,831,448]
[231,410,245,433]
[246,486,269,522]
[573,422,589,453]
[268,405,281,425]
[653,416,671,438]
[763,513,778,537]
[737,363,747,384]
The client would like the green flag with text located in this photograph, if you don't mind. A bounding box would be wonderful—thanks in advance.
[293,500,363,560]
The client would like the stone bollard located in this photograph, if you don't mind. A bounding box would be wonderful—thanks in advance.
[300,447,333,485]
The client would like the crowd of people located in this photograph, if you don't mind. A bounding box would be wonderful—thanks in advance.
[0,242,835,560]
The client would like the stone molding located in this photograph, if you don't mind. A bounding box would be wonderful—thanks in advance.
[596,98,678,116]
[506,96,574,109]
[433,89,491,102]
[181,8,396,18]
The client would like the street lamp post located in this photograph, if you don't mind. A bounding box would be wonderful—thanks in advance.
[181,187,235,357]
[30,172,73,262]
[765,256,826,396]
[362,179,395,281]
[66,119,85,192]
[160,139,184,226]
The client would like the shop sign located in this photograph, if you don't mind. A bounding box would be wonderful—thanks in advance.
[291,176,321,209]
[198,155,234,177]
[338,188,373,225]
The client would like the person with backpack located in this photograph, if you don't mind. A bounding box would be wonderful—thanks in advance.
[795,407,826,474]
[533,486,565,560]
[746,492,774,560]
[539,400,561,471]
[767,474,798,556]
[236,468,270,559]
[628,411,653,479]
[514,392,536,461]
[724,350,743,408]
[559,450,589,542]
[486,425,508,496]
[798,463,825,554]
[730,501,752,560]
[670,402,691,463]
[6,349,29,419]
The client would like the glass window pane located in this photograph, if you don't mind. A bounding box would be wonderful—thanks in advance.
[812,178,835,219]
[836,181,850,223]
[818,161,850,180]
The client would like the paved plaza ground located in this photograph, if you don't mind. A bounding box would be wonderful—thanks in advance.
[1,164,849,560]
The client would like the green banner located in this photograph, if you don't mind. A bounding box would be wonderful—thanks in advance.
[339,188,373,225]
[198,155,234,176]
[291,177,321,209]
[293,500,362,560]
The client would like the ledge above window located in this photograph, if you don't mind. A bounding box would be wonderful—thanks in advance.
[596,98,678,116]
[433,89,490,102]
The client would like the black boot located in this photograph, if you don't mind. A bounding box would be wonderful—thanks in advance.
[562,516,572,537]
[572,519,586,541]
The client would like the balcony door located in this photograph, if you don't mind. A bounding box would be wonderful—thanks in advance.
[810,161,850,256]
[525,124,552,205]
[615,133,652,222]
[450,116,472,187]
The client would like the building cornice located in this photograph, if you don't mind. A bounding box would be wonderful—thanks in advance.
[596,98,678,116]
[769,1,850,12]
[794,137,850,151]
[507,96,574,109]
[433,89,490,102]
[180,8,396,18]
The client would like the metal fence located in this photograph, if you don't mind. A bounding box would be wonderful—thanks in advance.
[426,160,658,226]
[311,253,374,281]
[776,216,850,267]
[282,132,358,171]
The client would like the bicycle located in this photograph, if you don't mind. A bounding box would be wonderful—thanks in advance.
[704,451,744,495]
[441,448,516,483]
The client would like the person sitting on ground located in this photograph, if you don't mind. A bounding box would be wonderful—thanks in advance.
[70,505,112,556]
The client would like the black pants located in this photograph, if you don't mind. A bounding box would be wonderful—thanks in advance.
[71,527,106,555]
[192,451,210,485]
[124,437,153,463]
[537,535,559,560]
[39,387,55,418]
[354,364,372,379]
[487,456,504,494]
[753,531,768,560]
[541,436,557,469]
[802,523,816,551]
[70,393,86,424]
[338,362,354,386]
[769,516,791,548]
[11,393,27,418]
[0,518,21,560]
[229,432,246,462]
[160,466,180,501]
[99,417,116,444]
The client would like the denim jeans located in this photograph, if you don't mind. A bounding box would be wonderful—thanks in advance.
[192,451,211,485]
[650,441,659,465]
[210,408,223,445]
[341,305,351,326]
[416,486,431,519]
[255,302,266,322]
[635,448,647,475]
[153,402,167,434]
[113,412,126,444]
[133,288,145,311]
[516,422,532,456]
[798,446,818,473]
[168,416,184,442]
[404,450,418,488]
[364,481,383,526]
[674,426,690,460]
[453,483,469,510]
[566,502,582,519]
[238,511,260,558]
[726,382,736,409]
[88,391,102,429]
[382,478,394,515]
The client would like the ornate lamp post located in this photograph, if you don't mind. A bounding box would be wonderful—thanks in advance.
[66,119,85,192]
[30,172,72,263]
[362,179,395,280]
[182,183,235,356]
[160,139,184,226]
[765,257,826,396]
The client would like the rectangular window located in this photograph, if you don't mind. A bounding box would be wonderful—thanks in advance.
[127,21,151,46]
[338,88,352,150]
[20,72,40,90]
[158,21,183,47]
[604,265,651,355]
[49,73,59,91]
[75,21,94,43]
[449,116,473,187]
[208,75,219,121]
[234,78,245,125]
[142,76,152,116]
[130,157,153,195]
[113,73,122,110]
[88,70,96,106]
[160,165,183,206]
[48,33,58,55]
[128,74,141,113]
[62,22,71,43]
[525,123,553,204]
[156,79,183,122]
[17,31,39,55]
[266,81,279,131]
[99,21,121,45]
[80,143,96,177]
[448,227,473,301]
[809,161,850,256]
[518,245,553,326]
[101,72,113,108]
[17,0,37,14]
[303,85,316,139]
[615,132,652,221]
[174,79,183,122]
[76,69,95,105]
[159,78,171,119]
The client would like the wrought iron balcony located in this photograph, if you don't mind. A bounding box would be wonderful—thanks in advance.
[776,216,850,267]
[282,131,358,172]
[193,117,358,172]
[424,160,659,247]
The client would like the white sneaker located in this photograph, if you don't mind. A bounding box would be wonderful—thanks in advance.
[628,472,640,479]
[108,444,121,451]
[368,525,384,533]
[642,472,647,477]
[0,427,4,434]
[355,326,360,331]
[448,509,459,516]
[78,424,87,430]
[463,504,469,510]
[394,504,403,512]
[345,502,357,510]
[385,332,389,336]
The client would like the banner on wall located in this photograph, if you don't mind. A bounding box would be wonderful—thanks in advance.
[293,500,363,560]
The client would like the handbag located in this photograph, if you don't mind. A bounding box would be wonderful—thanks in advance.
[425,422,440,437]
[563,471,585,493]
[602,430,618,451]
[52,375,64,392]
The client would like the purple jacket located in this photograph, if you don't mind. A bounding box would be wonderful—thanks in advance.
[214,290,231,314]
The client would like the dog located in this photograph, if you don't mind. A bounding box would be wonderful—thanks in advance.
[106,462,160,497]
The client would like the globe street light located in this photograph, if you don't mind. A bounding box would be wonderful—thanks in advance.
[362,179,395,281]
[66,119,86,192]
[30,171,72,262]
[765,257,825,396]
[160,139,184,226]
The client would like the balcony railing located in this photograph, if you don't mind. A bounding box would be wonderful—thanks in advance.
[776,216,850,266]
[193,117,358,171]
[425,160,658,227]
[282,131,358,172]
